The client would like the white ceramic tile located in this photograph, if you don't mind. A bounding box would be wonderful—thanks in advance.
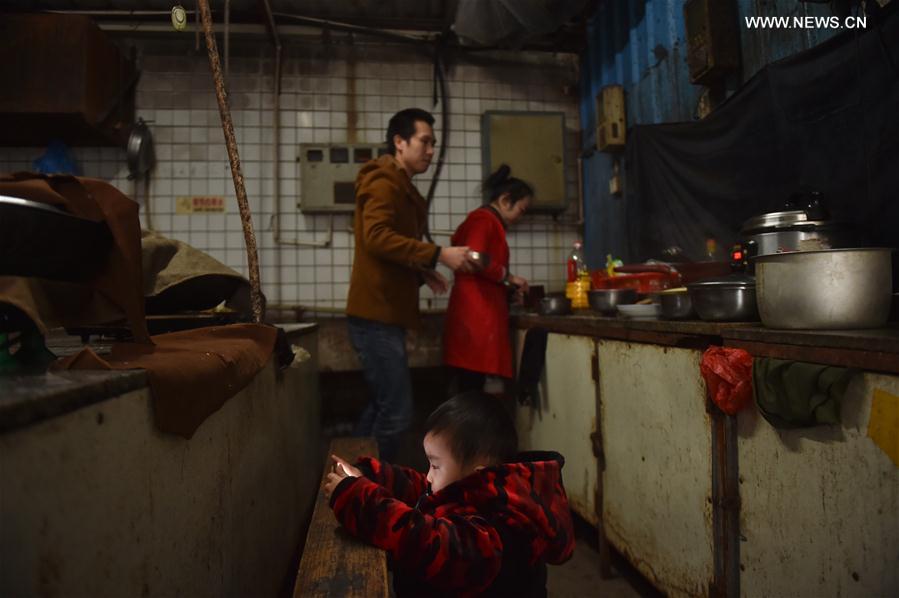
[0,42,581,305]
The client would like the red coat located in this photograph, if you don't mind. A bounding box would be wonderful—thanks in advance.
[329,452,575,596]
[443,207,512,377]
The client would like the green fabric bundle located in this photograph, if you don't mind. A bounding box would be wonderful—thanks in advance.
[752,358,856,429]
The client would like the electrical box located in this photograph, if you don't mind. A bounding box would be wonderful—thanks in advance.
[684,0,740,86]
[481,111,567,212]
[596,85,626,152]
[298,143,387,213]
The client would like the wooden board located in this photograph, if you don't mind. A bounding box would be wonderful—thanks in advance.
[293,436,388,597]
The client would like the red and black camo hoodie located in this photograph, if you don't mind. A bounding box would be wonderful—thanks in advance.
[329,450,575,597]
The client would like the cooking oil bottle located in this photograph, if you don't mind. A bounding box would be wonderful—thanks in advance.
[565,240,590,309]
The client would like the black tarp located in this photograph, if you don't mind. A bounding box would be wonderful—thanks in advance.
[625,6,899,287]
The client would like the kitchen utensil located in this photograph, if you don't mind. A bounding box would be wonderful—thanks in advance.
[687,274,759,322]
[0,194,112,281]
[467,250,490,269]
[617,303,662,320]
[741,196,855,259]
[659,288,696,320]
[127,117,155,180]
[754,248,893,329]
[538,294,572,316]
[587,288,637,314]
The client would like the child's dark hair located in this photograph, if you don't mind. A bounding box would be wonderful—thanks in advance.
[386,108,435,155]
[483,164,534,206]
[424,391,518,467]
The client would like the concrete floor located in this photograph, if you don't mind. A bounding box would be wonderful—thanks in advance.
[548,536,659,598]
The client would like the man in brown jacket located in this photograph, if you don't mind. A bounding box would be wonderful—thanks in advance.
[346,108,474,461]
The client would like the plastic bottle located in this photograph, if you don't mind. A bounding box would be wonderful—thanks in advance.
[566,241,588,283]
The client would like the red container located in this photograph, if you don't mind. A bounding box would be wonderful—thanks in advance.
[590,267,681,294]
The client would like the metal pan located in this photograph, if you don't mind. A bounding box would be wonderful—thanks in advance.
[0,194,112,282]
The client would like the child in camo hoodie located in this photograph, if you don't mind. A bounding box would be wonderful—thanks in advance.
[324,391,575,597]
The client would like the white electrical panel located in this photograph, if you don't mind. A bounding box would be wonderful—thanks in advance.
[298,143,388,213]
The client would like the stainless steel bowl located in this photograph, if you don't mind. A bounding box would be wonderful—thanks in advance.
[538,294,572,316]
[687,275,759,322]
[754,248,892,329]
[659,291,696,320]
[467,250,491,269]
[587,288,637,315]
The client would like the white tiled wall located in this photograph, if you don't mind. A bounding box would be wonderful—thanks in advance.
[1,39,582,314]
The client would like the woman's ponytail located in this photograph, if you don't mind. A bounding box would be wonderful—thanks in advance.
[482,164,533,206]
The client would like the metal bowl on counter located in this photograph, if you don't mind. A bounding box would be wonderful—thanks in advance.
[754,248,893,329]
[538,294,572,316]
[686,274,759,322]
[587,288,637,315]
[659,288,696,320]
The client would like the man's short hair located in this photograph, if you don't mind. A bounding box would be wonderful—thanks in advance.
[386,108,435,155]
[424,391,518,467]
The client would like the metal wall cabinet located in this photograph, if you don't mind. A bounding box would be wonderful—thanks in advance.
[597,340,715,598]
[515,332,599,524]
[737,372,899,598]
[481,111,568,212]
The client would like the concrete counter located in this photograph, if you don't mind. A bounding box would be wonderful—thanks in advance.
[0,323,321,597]
[0,323,318,434]
[511,319,899,597]
[513,311,899,374]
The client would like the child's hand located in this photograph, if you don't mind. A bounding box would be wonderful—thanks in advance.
[331,454,362,478]
[322,454,361,499]
[323,471,346,499]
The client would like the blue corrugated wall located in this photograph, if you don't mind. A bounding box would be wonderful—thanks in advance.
[580,0,841,266]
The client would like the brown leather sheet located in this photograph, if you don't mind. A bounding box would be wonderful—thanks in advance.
[54,323,278,438]
[0,276,123,334]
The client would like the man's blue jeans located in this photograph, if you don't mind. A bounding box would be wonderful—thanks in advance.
[347,316,413,462]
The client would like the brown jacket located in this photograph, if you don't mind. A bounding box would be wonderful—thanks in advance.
[346,155,440,329]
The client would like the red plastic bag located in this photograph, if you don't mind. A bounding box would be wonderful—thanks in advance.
[700,347,753,415]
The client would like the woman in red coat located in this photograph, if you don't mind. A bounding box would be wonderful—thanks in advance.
[443,165,533,392]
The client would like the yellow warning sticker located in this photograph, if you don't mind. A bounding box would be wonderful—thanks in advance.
[868,388,899,467]
[176,196,226,214]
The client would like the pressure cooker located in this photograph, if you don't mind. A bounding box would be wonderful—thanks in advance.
[740,193,856,258]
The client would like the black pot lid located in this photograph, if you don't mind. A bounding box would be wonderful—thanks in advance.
[687,273,756,289]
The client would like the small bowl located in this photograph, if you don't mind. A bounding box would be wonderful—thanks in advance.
[659,288,696,320]
[467,250,491,269]
[538,294,572,316]
[686,275,758,322]
[617,304,662,320]
[587,288,638,315]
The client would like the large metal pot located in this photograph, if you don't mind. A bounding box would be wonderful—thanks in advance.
[755,248,893,329]
[686,274,759,322]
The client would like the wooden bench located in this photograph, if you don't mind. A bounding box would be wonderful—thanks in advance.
[293,437,389,597]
